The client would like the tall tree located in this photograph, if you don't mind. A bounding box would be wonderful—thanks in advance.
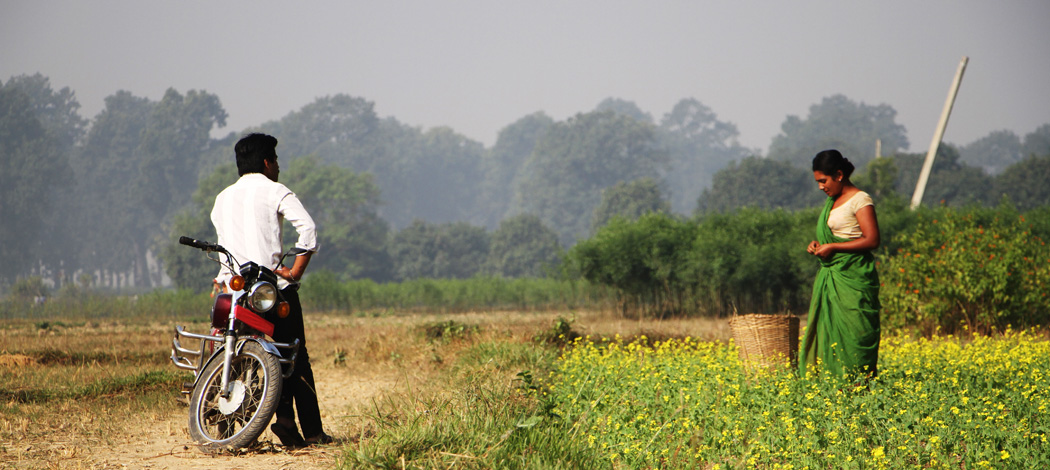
[258,94,381,167]
[768,94,909,170]
[74,89,226,288]
[74,91,154,284]
[370,118,423,228]
[480,112,553,229]
[515,111,667,245]
[959,129,1023,175]
[1,74,87,149]
[992,155,1050,211]
[658,98,753,213]
[696,157,822,213]
[161,163,237,291]
[893,145,993,207]
[594,97,654,124]
[852,156,900,200]
[138,89,227,223]
[0,86,71,285]
[591,178,670,234]
[138,89,227,287]
[1,74,82,284]
[281,156,391,281]
[1022,124,1050,158]
[408,127,486,225]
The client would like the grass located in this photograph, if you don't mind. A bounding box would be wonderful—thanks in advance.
[335,312,735,469]
[4,305,1045,469]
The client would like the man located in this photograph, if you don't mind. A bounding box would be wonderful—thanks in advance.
[210,133,331,446]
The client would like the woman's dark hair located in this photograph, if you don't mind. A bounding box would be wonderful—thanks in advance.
[812,149,855,179]
[235,133,279,176]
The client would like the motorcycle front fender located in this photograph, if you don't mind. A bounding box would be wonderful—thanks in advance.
[191,337,298,391]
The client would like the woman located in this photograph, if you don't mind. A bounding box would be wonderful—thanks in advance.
[799,149,881,379]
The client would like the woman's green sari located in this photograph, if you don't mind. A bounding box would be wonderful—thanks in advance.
[799,197,881,378]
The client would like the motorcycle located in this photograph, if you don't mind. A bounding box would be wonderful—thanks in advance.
[170,236,303,452]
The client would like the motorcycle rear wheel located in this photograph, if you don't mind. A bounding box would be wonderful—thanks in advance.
[187,341,282,452]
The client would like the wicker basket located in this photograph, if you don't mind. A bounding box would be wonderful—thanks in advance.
[729,314,800,370]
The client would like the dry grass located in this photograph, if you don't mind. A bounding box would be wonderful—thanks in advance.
[0,309,733,468]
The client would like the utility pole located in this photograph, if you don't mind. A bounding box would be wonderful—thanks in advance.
[911,56,969,210]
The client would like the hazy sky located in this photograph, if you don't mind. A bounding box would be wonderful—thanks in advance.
[3,1,1048,154]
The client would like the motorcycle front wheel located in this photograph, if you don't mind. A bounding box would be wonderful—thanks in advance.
[187,341,282,452]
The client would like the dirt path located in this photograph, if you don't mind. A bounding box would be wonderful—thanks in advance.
[83,363,399,470]
[1,314,460,469]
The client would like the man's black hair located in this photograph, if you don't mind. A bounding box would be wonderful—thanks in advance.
[235,133,279,176]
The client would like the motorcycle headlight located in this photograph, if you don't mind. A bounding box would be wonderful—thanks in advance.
[247,282,278,313]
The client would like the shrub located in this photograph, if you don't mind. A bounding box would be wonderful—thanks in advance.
[688,208,817,315]
[881,207,1050,333]
[568,213,696,317]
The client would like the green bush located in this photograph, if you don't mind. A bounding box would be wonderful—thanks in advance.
[881,206,1050,333]
[569,213,697,317]
[689,208,817,315]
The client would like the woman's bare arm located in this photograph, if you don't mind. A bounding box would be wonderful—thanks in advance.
[812,205,880,258]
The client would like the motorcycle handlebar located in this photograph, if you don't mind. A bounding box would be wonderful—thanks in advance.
[179,236,224,253]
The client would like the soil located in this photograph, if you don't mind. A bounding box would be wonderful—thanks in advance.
[84,363,399,470]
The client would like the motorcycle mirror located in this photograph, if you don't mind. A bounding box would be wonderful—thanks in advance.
[278,247,309,266]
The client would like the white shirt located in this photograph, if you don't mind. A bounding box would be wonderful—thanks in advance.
[827,191,873,239]
[211,173,318,289]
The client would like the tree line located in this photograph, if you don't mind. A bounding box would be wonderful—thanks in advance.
[2,73,1049,293]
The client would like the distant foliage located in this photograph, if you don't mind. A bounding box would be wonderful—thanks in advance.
[594,97,654,124]
[483,214,562,278]
[8,73,1050,298]
[515,110,667,245]
[1022,124,1050,158]
[7,276,49,301]
[881,205,1050,333]
[301,271,614,313]
[891,146,994,207]
[696,157,822,213]
[284,156,391,280]
[590,178,670,234]
[258,94,381,164]
[959,129,1023,175]
[658,98,754,213]
[992,155,1050,211]
[768,94,909,170]
[0,81,74,285]
[161,163,236,291]
[482,112,554,229]
[388,220,490,281]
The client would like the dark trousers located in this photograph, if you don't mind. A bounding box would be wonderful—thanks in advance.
[272,287,324,438]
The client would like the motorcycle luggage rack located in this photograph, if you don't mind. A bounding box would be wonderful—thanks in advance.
[171,326,301,394]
